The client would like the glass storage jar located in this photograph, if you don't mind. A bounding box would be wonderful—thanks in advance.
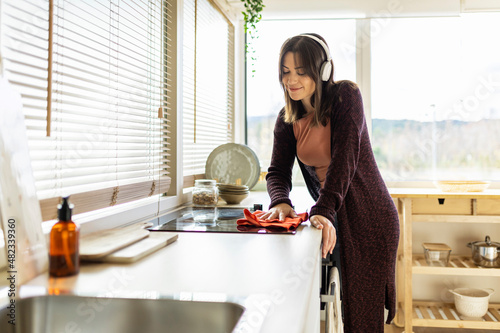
[192,179,218,207]
[422,243,451,267]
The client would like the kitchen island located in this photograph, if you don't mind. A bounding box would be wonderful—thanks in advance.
[18,190,323,333]
[390,188,500,332]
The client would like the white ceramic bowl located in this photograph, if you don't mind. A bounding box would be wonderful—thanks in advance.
[449,288,494,319]
[219,192,249,204]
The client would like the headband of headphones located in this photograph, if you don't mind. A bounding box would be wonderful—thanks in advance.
[298,34,332,82]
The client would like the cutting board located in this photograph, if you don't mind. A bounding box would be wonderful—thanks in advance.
[80,222,152,260]
[90,232,178,263]
[0,77,48,284]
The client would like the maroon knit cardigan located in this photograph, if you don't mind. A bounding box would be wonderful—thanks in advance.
[266,81,400,332]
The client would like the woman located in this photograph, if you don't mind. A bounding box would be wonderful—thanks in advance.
[260,34,400,332]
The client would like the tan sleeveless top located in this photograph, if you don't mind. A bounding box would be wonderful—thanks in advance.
[293,112,331,187]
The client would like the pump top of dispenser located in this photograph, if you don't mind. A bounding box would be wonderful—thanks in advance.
[58,196,74,221]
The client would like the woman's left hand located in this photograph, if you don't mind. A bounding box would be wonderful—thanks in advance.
[309,215,336,259]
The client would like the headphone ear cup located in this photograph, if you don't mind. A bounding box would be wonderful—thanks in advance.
[320,61,332,81]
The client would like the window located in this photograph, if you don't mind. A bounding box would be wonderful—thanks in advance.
[182,0,235,187]
[371,13,500,182]
[1,0,172,221]
[246,14,500,185]
[246,19,356,182]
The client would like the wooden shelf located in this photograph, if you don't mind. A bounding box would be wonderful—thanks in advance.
[399,301,500,329]
[394,192,500,332]
[389,188,500,199]
[412,214,500,223]
[411,255,500,276]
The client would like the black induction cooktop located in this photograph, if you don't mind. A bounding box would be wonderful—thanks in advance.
[148,206,296,234]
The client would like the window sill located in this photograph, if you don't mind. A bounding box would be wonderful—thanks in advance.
[42,194,189,236]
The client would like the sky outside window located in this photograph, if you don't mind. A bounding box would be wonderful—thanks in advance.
[371,13,500,181]
[246,15,500,183]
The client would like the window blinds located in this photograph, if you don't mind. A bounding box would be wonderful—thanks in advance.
[1,0,172,221]
[182,0,235,187]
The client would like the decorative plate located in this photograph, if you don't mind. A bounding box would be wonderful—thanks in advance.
[205,143,260,190]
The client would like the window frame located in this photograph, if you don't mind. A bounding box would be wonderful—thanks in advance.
[243,15,500,190]
[367,14,500,189]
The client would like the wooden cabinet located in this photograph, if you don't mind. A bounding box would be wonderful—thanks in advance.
[390,188,500,332]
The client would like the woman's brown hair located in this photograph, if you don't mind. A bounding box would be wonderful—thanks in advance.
[279,33,335,126]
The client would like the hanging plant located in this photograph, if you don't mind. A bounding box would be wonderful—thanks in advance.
[241,0,265,76]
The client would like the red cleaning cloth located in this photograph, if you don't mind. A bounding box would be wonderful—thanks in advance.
[237,209,308,231]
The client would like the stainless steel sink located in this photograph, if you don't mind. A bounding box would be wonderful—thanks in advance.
[0,295,245,333]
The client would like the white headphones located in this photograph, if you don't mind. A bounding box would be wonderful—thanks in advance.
[298,34,332,82]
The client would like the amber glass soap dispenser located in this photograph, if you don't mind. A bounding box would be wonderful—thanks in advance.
[49,196,80,277]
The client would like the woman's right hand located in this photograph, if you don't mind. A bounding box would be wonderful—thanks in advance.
[258,203,298,221]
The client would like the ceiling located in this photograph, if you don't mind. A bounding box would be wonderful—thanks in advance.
[226,0,462,20]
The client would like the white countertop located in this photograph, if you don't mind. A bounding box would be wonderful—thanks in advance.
[21,190,323,333]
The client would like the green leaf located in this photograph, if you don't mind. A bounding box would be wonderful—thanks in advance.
[241,0,265,74]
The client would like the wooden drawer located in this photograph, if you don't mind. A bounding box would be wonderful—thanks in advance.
[412,198,471,215]
[477,199,500,215]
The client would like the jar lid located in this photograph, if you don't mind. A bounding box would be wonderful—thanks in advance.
[422,243,451,251]
[194,179,216,186]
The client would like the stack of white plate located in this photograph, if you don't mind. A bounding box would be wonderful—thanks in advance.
[217,184,249,204]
